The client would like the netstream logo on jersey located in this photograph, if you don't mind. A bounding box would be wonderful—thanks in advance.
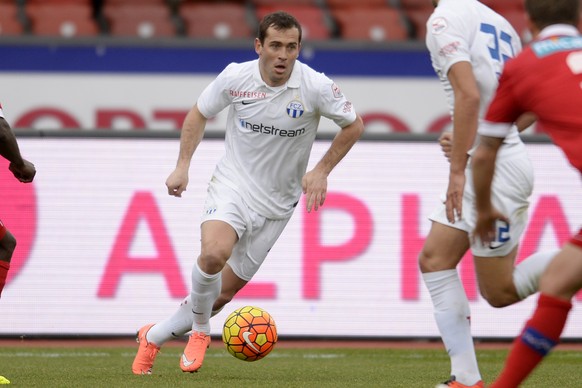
[240,119,306,137]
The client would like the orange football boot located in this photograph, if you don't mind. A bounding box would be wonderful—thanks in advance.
[436,376,484,388]
[180,331,211,373]
[132,324,160,375]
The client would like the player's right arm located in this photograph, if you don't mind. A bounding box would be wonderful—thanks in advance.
[515,112,537,132]
[446,61,480,223]
[166,104,207,197]
[0,117,36,183]
[0,117,25,165]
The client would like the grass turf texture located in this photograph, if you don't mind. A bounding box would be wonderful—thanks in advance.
[1,345,582,387]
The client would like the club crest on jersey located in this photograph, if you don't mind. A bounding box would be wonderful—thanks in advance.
[286,100,304,118]
[431,17,448,35]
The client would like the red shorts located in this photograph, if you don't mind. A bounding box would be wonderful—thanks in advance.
[571,228,582,249]
[0,219,6,240]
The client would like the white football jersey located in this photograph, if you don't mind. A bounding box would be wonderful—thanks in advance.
[426,0,522,147]
[197,59,356,219]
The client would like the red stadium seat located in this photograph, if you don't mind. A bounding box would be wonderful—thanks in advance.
[180,0,246,3]
[326,0,389,8]
[398,0,434,40]
[102,0,167,3]
[26,0,93,3]
[332,7,409,41]
[398,0,429,8]
[103,3,176,38]
[403,6,432,40]
[180,2,253,40]
[26,3,99,37]
[0,3,23,36]
[480,0,525,12]
[256,4,332,40]
[251,0,318,5]
[499,9,532,43]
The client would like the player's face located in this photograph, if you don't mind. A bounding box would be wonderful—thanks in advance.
[255,26,301,87]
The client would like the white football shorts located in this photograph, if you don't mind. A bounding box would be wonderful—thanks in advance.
[429,143,534,257]
[201,178,292,281]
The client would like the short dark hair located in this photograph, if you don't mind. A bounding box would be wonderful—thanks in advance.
[257,11,302,44]
[525,0,580,30]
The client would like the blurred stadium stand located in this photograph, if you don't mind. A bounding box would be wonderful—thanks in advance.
[181,1,254,40]
[0,0,581,42]
[0,1,23,36]
[255,3,333,40]
[102,1,177,38]
[398,0,432,42]
[331,3,409,42]
[25,1,99,38]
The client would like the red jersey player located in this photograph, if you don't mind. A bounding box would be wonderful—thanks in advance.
[471,0,582,386]
[0,103,36,299]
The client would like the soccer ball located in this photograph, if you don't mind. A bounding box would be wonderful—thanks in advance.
[222,306,277,361]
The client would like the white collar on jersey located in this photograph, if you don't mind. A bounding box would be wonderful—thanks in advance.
[537,24,580,40]
[253,59,302,89]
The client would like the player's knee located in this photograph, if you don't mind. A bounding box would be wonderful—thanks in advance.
[418,248,434,272]
[418,249,453,273]
[479,286,519,308]
[199,250,230,274]
[482,295,510,308]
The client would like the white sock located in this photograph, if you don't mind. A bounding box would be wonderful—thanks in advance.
[147,296,194,346]
[513,249,558,299]
[190,261,221,335]
[423,270,481,385]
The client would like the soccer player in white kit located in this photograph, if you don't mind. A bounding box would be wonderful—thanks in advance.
[419,1,555,387]
[132,11,364,375]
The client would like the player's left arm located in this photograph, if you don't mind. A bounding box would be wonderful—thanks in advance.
[302,114,364,212]
[446,61,480,223]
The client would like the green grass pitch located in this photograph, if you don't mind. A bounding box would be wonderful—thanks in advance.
[1,343,581,387]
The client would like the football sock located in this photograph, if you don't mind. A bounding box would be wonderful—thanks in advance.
[147,271,226,345]
[147,296,194,346]
[190,261,221,335]
[0,261,9,298]
[513,250,557,300]
[423,270,481,385]
[491,293,571,388]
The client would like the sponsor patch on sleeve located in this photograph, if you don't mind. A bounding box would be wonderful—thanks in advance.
[332,83,343,99]
[431,17,448,35]
[343,101,353,113]
[438,41,461,57]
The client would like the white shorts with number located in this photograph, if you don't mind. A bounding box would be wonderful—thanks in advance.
[429,143,534,257]
[201,179,292,281]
